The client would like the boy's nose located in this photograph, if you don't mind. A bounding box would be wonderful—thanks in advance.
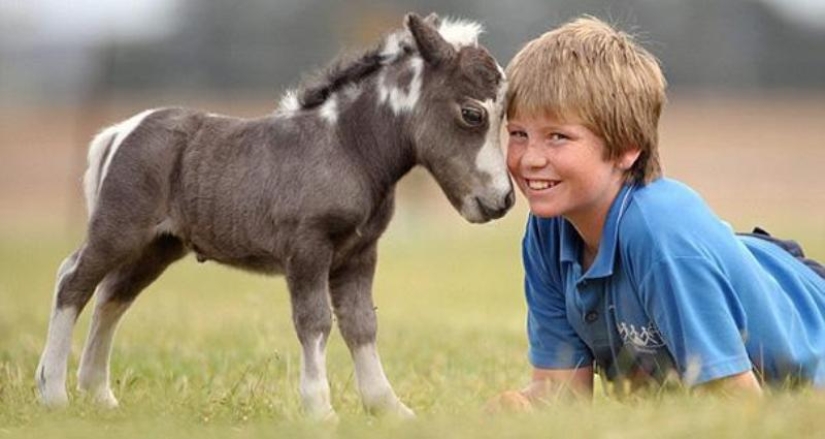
[522,145,548,168]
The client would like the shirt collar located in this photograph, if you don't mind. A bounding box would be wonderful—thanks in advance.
[559,183,636,280]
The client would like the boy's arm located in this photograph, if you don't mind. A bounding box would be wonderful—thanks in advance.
[694,370,763,396]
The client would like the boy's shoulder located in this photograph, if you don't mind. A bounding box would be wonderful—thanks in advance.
[620,178,732,256]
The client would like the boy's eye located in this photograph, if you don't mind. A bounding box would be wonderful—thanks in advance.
[549,133,569,141]
[509,130,527,139]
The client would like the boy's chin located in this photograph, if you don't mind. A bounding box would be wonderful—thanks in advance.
[527,203,563,218]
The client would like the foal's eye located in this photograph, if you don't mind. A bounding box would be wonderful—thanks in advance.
[460,107,486,127]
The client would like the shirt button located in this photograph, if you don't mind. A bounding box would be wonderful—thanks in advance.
[585,311,599,323]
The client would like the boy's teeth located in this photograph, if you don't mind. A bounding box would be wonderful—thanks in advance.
[528,180,555,190]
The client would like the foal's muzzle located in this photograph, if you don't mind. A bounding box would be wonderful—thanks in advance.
[474,189,515,221]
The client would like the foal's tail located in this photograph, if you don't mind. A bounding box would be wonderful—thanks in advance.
[81,109,156,218]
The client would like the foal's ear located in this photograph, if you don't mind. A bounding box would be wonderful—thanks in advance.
[406,13,455,65]
[423,12,442,28]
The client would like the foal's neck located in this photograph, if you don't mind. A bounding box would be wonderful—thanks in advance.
[336,91,416,199]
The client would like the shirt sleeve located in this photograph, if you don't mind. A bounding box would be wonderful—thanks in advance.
[523,218,593,370]
[637,255,754,386]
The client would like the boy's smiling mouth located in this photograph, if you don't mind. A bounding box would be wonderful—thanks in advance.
[526,179,560,191]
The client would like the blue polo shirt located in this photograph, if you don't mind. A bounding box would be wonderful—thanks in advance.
[523,177,825,387]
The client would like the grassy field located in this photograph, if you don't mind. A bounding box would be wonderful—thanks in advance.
[1,94,824,437]
[3,202,825,438]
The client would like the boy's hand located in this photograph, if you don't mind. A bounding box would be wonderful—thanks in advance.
[484,390,533,414]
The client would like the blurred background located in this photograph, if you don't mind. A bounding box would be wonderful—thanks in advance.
[1,0,823,248]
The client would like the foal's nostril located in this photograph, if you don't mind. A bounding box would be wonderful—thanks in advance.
[505,190,515,210]
[475,195,511,220]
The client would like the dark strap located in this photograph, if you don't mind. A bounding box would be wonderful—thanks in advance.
[739,227,825,280]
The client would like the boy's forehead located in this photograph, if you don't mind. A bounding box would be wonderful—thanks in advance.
[507,109,583,127]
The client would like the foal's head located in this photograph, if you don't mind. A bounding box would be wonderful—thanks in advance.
[401,13,514,223]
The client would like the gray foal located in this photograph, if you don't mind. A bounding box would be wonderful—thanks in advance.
[36,13,513,419]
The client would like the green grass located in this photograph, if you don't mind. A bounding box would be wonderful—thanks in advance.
[2,205,825,438]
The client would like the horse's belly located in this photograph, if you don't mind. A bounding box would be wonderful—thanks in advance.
[185,233,285,275]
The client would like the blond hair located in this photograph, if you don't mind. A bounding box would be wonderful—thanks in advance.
[506,16,666,183]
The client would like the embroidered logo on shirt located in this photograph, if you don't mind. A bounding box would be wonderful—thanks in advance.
[617,321,665,351]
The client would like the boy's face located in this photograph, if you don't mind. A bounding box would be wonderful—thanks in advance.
[506,113,635,223]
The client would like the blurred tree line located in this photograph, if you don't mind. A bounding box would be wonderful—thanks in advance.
[1,0,823,105]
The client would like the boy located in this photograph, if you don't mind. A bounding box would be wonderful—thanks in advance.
[497,16,825,406]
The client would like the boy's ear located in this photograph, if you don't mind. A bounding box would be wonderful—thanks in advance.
[405,13,455,65]
[618,147,642,171]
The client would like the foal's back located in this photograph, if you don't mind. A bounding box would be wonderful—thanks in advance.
[92,107,370,273]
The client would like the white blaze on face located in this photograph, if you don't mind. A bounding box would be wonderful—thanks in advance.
[475,76,511,195]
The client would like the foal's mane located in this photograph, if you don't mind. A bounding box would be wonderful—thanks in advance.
[296,37,412,110]
[287,15,484,111]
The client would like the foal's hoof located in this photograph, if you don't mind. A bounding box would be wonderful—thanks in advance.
[308,408,339,424]
[37,386,70,409]
[85,389,120,409]
[36,368,69,409]
[367,400,416,419]
[392,402,416,419]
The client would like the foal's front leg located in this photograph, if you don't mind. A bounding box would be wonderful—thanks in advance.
[330,246,414,418]
[285,244,336,421]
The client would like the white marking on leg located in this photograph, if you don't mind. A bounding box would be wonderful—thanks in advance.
[77,296,129,408]
[36,306,78,407]
[299,334,336,420]
[83,109,156,216]
[36,255,82,407]
[319,95,338,125]
[352,343,414,417]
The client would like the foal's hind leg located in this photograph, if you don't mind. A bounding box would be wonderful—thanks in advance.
[35,238,133,407]
[76,235,187,407]
[329,245,414,418]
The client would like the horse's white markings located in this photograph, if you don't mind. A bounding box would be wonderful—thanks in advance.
[378,56,424,115]
[381,32,406,62]
[352,343,414,416]
[476,75,509,188]
[438,17,483,49]
[461,78,511,220]
[374,18,483,115]
[319,95,338,124]
[84,109,156,216]
[37,307,77,407]
[77,299,129,408]
[83,129,117,217]
[299,334,334,419]
[36,255,85,407]
[342,83,362,102]
[277,89,301,115]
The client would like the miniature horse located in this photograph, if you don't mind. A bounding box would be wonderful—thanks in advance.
[36,13,513,419]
